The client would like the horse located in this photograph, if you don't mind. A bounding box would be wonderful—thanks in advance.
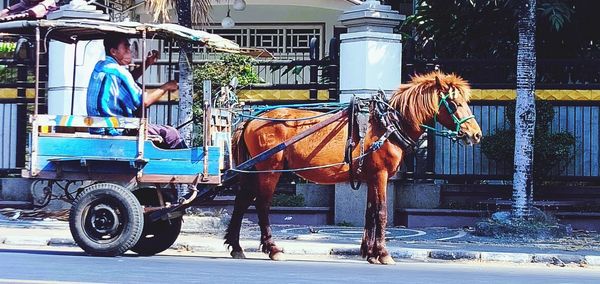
[224,71,482,265]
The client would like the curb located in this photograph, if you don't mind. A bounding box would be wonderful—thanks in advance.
[2,235,598,266]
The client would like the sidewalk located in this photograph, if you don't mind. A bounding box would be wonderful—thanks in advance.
[1,215,600,266]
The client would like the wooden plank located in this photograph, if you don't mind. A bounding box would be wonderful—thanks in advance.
[143,158,220,176]
[38,136,220,161]
[34,114,140,129]
[138,174,220,184]
[38,136,138,158]
[34,153,220,176]
[144,144,221,161]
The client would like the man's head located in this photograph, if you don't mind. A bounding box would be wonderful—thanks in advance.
[104,33,132,66]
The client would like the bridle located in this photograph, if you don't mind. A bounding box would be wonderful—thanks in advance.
[420,89,475,139]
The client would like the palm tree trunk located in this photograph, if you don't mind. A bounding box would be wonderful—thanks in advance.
[512,0,537,219]
[176,0,194,147]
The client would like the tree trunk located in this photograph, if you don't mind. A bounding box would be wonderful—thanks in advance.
[512,0,537,219]
[176,0,194,147]
[176,0,194,198]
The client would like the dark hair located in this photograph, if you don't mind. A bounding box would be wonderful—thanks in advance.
[103,33,129,56]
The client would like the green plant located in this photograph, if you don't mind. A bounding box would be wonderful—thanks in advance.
[0,41,16,58]
[481,100,576,182]
[271,194,305,207]
[0,66,16,82]
[401,0,575,58]
[193,53,261,90]
[189,54,262,146]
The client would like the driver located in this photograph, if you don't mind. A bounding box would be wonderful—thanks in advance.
[86,33,186,149]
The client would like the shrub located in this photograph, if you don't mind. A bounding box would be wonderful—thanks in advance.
[192,53,261,90]
[480,100,575,183]
[271,194,305,207]
[190,54,262,146]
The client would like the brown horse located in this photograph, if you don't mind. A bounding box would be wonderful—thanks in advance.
[224,71,482,264]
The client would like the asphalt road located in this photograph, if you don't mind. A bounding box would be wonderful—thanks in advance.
[1,247,600,284]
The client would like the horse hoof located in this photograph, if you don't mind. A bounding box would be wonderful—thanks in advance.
[231,251,246,259]
[379,255,396,265]
[367,257,381,264]
[270,251,286,261]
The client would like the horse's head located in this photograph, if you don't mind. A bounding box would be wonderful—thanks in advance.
[390,71,482,145]
[431,74,482,145]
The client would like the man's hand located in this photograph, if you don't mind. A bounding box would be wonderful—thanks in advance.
[145,50,159,67]
[145,80,179,107]
[161,80,179,92]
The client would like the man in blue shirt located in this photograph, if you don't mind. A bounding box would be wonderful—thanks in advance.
[87,33,186,149]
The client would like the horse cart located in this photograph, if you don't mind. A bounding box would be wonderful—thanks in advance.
[0,19,245,256]
[1,17,483,264]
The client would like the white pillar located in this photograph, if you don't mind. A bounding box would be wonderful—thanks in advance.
[46,3,108,115]
[335,1,404,226]
[338,0,404,103]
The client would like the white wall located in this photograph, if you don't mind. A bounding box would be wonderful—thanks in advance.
[137,1,357,55]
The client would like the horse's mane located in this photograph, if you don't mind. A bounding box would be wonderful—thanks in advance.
[388,71,471,131]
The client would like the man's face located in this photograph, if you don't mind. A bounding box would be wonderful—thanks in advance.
[110,39,132,66]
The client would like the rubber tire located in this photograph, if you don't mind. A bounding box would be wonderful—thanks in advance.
[130,189,182,256]
[130,217,182,256]
[69,183,144,257]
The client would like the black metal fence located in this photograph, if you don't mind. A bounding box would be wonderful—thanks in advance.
[0,56,40,175]
[404,58,600,89]
[404,58,600,183]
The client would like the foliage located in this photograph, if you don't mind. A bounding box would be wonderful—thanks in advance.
[271,194,305,207]
[190,54,262,145]
[538,0,573,32]
[401,0,576,58]
[0,41,16,58]
[193,54,261,90]
[0,66,16,82]
[480,100,576,182]
[272,56,338,84]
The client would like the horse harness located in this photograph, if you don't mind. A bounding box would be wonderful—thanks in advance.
[344,91,418,190]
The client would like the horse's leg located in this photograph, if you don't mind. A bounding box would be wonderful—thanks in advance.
[374,173,395,265]
[361,171,395,264]
[255,172,285,261]
[224,174,256,259]
[361,176,378,264]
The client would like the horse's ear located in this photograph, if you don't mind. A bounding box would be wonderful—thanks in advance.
[435,76,442,89]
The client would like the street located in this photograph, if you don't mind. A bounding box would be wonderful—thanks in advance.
[0,247,599,284]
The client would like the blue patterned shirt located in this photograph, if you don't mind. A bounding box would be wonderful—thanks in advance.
[86,56,143,135]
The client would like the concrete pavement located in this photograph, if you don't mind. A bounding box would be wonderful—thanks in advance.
[1,216,600,266]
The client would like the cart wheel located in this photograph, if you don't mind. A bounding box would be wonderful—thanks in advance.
[130,217,182,256]
[130,188,182,256]
[69,183,144,256]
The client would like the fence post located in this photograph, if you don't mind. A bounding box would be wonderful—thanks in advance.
[334,1,405,226]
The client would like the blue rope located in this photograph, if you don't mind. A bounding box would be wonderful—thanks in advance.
[255,102,349,112]
[226,106,347,122]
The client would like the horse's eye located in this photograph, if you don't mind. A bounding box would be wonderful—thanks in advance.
[447,101,458,114]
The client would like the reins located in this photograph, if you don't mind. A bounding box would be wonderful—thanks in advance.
[420,89,475,140]
[226,90,473,180]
